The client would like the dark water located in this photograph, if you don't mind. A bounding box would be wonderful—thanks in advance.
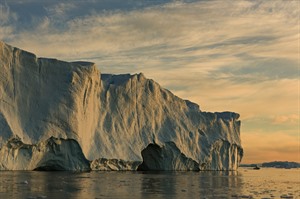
[0,168,299,199]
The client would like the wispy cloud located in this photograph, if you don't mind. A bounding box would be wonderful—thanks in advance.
[4,1,298,75]
[44,2,76,20]
[272,114,299,125]
[0,2,17,40]
[0,2,19,23]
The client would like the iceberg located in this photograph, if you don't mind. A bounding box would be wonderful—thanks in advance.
[0,41,243,171]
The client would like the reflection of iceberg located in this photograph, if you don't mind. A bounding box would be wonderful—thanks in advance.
[0,41,243,171]
[0,171,244,198]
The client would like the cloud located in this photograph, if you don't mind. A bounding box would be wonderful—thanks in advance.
[0,3,10,24]
[0,3,18,24]
[4,1,298,71]
[0,3,18,40]
[212,58,299,82]
[45,2,76,19]
[272,114,299,125]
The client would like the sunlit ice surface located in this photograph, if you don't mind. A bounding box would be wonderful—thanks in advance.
[0,168,299,199]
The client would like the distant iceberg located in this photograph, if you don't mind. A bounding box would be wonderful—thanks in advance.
[0,41,243,171]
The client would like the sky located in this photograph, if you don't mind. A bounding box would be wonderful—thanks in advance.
[0,0,299,164]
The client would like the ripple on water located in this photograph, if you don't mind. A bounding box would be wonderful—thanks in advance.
[26,196,47,199]
[280,194,294,198]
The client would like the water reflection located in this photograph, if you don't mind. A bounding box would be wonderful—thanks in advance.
[139,171,178,199]
[197,171,242,198]
[0,169,298,199]
[0,172,94,198]
[0,170,243,199]
[140,171,242,198]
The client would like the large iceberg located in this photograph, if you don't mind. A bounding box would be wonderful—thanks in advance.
[0,41,243,171]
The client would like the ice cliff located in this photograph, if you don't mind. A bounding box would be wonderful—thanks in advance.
[0,41,243,171]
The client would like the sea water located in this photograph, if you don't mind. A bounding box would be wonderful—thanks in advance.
[0,168,299,199]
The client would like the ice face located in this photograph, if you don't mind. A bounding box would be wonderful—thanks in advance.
[0,41,243,171]
[0,136,90,171]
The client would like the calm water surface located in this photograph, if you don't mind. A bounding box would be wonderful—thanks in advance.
[0,168,299,199]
